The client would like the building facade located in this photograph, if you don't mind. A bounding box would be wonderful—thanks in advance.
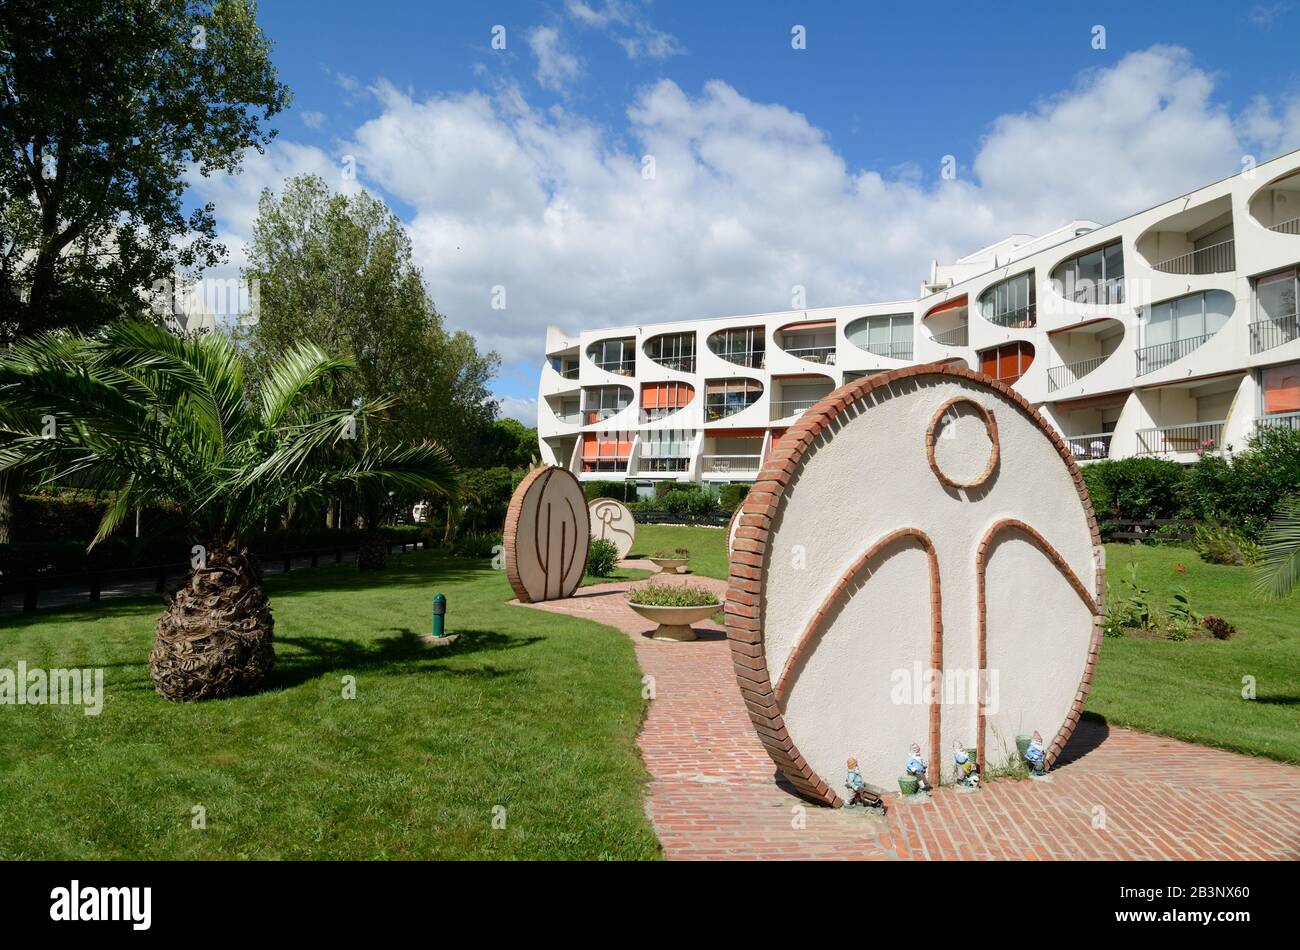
[537,151,1300,490]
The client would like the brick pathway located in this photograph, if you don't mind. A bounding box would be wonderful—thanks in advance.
[518,573,1300,860]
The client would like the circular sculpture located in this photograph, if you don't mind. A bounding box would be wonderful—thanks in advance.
[727,365,1102,806]
[926,396,1000,489]
[504,466,590,604]
[587,497,636,560]
[725,504,743,557]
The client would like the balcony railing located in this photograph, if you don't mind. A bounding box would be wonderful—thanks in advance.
[552,409,583,424]
[771,396,829,419]
[701,454,762,475]
[784,344,837,365]
[1136,420,1225,456]
[1046,355,1109,392]
[1268,216,1300,235]
[649,355,696,373]
[1063,432,1113,461]
[713,348,765,369]
[983,304,1036,329]
[593,359,635,376]
[553,364,579,380]
[1066,277,1125,306]
[1150,238,1235,275]
[931,325,968,347]
[1249,314,1300,353]
[859,341,913,360]
[583,407,627,424]
[1135,334,1211,375]
[1257,411,1300,432]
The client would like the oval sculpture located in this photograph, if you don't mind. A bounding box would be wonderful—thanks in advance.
[504,466,590,603]
[588,497,636,560]
[725,504,743,557]
[727,365,1103,805]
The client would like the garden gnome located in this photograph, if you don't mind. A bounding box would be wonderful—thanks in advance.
[952,740,979,788]
[844,758,884,811]
[905,742,932,792]
[1024,730,1047,776]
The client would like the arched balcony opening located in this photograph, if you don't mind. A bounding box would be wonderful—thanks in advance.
[581,431,633,473]
[1249,169,1300,235]
[644,331,696,373]
[977,270,1036,328]
[1137,196,1235,275]
[707,326,765,369]
[978,341,1035,386]
[776,320,836,365]
[545,394,583,425]
[1135,289,1233,376]
[1251,267,1300,353]
[1050,240,1124,305]
[704,377,763,421]
[641,381,694,422]
[1046,318,1124,392]
[770,373,835,421]
[586,337,636,376]
[581,384,634,424]
[924,295,968,347]
[845,313,913,360]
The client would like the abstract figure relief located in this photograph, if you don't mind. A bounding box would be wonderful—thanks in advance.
[504,466,590,604]
[727,365,1103,806]
[588,497,636,560]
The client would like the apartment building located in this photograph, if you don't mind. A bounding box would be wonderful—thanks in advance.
[537,150,1300,490]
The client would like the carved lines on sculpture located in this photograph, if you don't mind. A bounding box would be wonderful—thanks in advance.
[588,497,636,560]
[975,518,1101,771]
[774,527,943,787]
[504,466,590,604]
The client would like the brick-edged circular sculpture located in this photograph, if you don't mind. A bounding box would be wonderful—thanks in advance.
[926,396,1000,490]
[504,466,590,604]
[588,497,636,560]
[725,504,743,557]
[726,365,1103,806]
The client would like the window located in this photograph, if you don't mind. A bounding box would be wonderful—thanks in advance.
[846,314,913,359]
[1051,239,1124,304]
[978,342,1035,384]
[581,431,633,472]
[708,327,765,368]
[646,332,696,372]
[588,338,635,375]
[549,355,579,379]
[639,429,694,470]
[641,382,694,420]
[582,386,632,423]
[1263,363,1300,414]
[1137,290,1233,374]
[978,272,1036,327]
[704,378,763,420]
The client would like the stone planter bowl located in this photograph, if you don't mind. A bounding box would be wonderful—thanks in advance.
[626,601,718,641]
[647,557,688,574]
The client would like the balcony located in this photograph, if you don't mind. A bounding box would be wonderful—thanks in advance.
[708,326,766,369]
[701,455,762,475]
[645,331,697,373]
[592,358,635,376]
[1258,411,1300,432]
[704,378,763,421]
[783,344,837,365]
[1135,335,1212,376]
[931,325,968,347]
[1136,420,1225,457]
[1046,355,1109,392]
[1250,314,1300,354]
[587,337,636,377]
[859,340,913,360]
[771,397,820,420]
[1150,239,1235,276]
[1269,216,1300,235]
[1063,432,1113,461]
[778,321,837,366]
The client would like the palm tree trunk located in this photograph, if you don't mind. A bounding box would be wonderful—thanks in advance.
[0,471,14,545]
[356,528,387,570]
[150,542,275,701]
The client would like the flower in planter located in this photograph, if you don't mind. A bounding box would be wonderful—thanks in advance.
[626,582,719,608]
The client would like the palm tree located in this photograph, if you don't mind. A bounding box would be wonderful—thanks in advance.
[1257,494,1300,599]
[0,322,457,701]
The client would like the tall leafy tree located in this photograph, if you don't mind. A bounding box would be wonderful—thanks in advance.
[0,322,457,701]
[242,174,500,461]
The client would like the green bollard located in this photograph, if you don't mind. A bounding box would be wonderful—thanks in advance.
[432,593,447,639]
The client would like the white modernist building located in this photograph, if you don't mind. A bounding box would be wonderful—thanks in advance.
[537,150,1300,491]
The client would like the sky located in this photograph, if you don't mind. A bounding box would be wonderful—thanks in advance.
[189,0,1300,423]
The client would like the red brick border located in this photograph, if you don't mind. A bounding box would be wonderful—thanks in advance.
[724,363,1105,806]
[925,396,1000,490]
[503,466,590,604]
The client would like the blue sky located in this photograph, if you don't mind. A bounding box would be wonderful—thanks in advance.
[192,1,1300,419]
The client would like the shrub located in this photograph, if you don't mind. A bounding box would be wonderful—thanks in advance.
[1082,457,1189,522]
[650,548,686,559]
[1165,585,1200,640]
[1202,615,1237,640]
[719,483,750,513]
[583,480,635,503]
[450,531,501,559]
[627,582,719,607]
[685,491,717,515]
[1187,426,1300,539]
[1194,524,1262,566]
[586,538,619,577]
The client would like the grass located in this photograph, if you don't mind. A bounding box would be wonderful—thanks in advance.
[1087,543,1300,764]
[630,523,728,579]
[0,552,661,860]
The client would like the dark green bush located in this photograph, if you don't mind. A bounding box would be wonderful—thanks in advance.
[719,483,750,512]
[584,480,635,503]
[586,538,620,577]
[1193,524,1261,566]
[1185,426,1300,539]
[1080,457,1189,521]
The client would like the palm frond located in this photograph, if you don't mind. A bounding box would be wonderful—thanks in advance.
[1256,494,1300,599]
[258,342,355,429]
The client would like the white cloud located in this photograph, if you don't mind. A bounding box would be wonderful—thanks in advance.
[496,395,539,425]
[528,26,582,92]
[195,46,1300,391]
[566,0,683,60]
[300,110,327,129]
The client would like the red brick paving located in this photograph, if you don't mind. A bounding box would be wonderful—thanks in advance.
[518,573,1300,861]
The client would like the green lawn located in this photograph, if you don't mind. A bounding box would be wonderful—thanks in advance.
[1087,543,1300,764]
[0,553,661,860]
[630,523,729,580]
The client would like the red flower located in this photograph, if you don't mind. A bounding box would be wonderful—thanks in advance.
[1176,564,1186,574]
